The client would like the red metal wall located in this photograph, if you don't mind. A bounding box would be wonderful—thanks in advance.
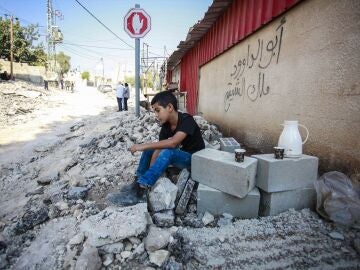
[179,0,301,115]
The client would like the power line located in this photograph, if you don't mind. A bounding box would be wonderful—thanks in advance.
[62,42,133,50]
[58,44,99,60]
[74,0,134,49]
[0,4,44,27]
[62,41,135,59]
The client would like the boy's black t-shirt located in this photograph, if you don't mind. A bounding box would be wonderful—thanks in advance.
[159,112,205,154]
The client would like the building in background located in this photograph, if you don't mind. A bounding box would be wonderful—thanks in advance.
[166,0,360,176]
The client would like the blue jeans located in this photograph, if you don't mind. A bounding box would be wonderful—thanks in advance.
[136,149,192,187]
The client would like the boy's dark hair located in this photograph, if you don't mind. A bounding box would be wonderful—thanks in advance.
[125,83,128,87]
[151,91,178,111]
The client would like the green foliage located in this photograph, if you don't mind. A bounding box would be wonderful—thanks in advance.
[124,75,135,86]
[0,16,47,66]
[56,51,71,74]
[81,71,90,80]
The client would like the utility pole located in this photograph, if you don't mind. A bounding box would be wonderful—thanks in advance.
[5,15,15,80]
[47,0,55,71]
[10,15,14,80]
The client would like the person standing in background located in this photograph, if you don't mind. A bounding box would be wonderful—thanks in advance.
[43,70,49,90]
[116,82,124,111]
[123,83,130,111]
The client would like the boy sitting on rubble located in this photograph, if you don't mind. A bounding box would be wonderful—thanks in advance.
[117,91,205,206]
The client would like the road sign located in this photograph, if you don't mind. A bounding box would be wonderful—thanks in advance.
[124,8,151,38]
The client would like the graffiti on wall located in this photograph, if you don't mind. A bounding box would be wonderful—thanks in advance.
[224,17,286,112]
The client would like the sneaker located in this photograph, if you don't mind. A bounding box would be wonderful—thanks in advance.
[120,181,146,195]
[115,181,147,206]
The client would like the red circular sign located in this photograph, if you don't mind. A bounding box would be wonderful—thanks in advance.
[124,8,151,38]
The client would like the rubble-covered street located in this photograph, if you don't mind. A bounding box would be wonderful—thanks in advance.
[0,80,359,270]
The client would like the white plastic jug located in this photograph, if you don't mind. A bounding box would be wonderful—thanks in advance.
[278,120,309,157]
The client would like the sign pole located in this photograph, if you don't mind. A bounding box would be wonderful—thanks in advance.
[124,4,150,118]
[135,4,140,117]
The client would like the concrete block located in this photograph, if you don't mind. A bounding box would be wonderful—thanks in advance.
[175,169,190,201]
[175,178,195,215]
[219,137,241,153]
[251,154,318,192]
[259,187,316,216]
[191,149,257,198]
[197,184,260,218]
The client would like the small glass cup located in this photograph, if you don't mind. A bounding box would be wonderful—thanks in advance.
[274,146,285,159]
[235,148,246,162]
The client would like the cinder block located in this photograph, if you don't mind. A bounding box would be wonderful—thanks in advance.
[259,187,316,216]
[191,149,257,198]
[175,178,195,215]
[251,154,318,192]
[197,184,260,218]
[219,137,241,153]
[175,169,190,201]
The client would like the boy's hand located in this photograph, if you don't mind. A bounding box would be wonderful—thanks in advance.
[128,144,140,155]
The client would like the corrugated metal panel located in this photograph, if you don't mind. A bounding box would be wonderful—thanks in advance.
[168,0,302,115]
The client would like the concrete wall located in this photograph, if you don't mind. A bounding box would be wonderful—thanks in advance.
[0,59,45,84]
[198,0,360,176]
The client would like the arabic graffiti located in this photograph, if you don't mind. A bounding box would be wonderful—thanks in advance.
[224,17,286,112]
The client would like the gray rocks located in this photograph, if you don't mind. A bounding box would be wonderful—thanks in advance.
[202,212,215,226]
[99,241,124,254]
[68,173,87,187]
[68,232,85,246]
[153,210,175,227]
[68,186,88,200]
[37,170,59,185]
[25,186,44,197]
[14,198,49,234]
[163,257,184,270]
[148,178,178,212]
[149,249,170,267]
[353,238,360,255]
[183,213,204,228]
[75,242,102,270]
[102,253,114,266]
[79,204,148,247]
[0,233,6,251]
[217,213,233,227]
[130,242,145,259]
[36,177,52,185]
[120,250,132,260]
[12,217,77,270]
[329,231,344,240]
[55,201,69,211]
[0,254,8,269]
[145,226,171,252]
[98,139,111,149]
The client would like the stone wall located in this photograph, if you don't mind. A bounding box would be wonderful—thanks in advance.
[0,59,45,84]
[197,0,360,175]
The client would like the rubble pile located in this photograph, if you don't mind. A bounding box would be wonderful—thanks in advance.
[0,87,359,269]
[0,80,55,127]
[0,108,224,269]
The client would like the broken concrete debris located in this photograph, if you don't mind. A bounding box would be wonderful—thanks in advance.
[1,80,358,269]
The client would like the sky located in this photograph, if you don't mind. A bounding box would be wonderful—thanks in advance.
[0,0,212,76]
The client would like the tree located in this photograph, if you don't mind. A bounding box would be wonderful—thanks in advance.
[81,71,90,80]
[0,16,47,66]
[124,75,135,86]
[55,51,70,74]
